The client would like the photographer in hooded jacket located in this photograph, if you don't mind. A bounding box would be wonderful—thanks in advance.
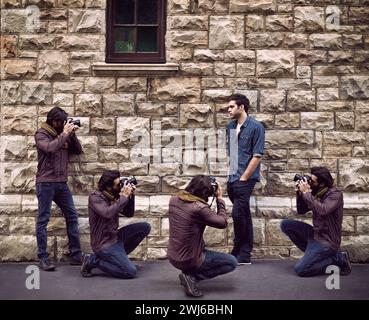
[81,170,151,279]
[167,175,238,298]
[35,107,84,271]
[281,166,352,277]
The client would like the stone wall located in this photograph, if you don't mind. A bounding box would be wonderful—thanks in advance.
[1,0,369,262]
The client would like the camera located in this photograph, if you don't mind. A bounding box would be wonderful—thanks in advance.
[209,176,218,195]
[293,174,312,184]
[119,176,138,188]
[68,118,81,127]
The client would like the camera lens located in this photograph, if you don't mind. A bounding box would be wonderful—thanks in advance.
[293,174,312,183]
[128,177,138,185]
[120,176,138,187]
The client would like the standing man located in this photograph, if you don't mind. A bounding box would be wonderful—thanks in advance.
[35,107,83,271]
[226,93,265,265]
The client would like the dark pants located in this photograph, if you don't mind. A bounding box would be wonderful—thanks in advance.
[281,219,344,277]
[186,250,238,280]
[227,179,257,259]
[88,222,151,279]
[36,182,81,260]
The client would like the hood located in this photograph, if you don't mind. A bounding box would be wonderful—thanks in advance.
[38,122,58,137]
[176,190,208,205]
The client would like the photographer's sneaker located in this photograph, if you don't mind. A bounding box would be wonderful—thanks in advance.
[179,273,203,298]
[339,250,352,276]
[80,254,93,277]
[39,258,55,271]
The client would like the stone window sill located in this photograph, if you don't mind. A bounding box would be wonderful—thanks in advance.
[92,62,179,76]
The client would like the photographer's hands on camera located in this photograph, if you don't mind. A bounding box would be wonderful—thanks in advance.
[296,178,312,194]
[63,119,79,136]
[121,181,136,198]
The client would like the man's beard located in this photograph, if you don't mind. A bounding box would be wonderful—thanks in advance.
[311,185,320,195]
[55,126,63,134]
[112,187,121,199]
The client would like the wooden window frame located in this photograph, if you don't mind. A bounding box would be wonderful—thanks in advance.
[106,0,166,63]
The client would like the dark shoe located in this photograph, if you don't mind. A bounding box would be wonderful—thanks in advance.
[339,251,352,276]
[39,258,55,271]
[179,273,203,298]
[70,253,84,266]
[231,247,239,258]
[80,254,93,278]
[237,256,251,265]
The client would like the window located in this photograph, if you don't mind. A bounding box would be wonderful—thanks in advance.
[106,0,166,63]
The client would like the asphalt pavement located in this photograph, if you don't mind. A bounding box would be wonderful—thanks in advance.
[0,259,368,300]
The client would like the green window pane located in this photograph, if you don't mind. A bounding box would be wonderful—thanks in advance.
[137,27,157,52]
[137,0,158,24]
[115,0,135,24]
[114,27,135,52]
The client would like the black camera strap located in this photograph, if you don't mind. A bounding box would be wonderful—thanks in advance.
[209,195,216,208]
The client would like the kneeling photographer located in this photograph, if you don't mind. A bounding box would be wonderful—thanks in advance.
[168,175,237,297]
[281,166,351,277]
[81,170,151,278]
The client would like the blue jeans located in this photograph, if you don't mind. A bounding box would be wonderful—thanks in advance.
[227,179,257,259]
[88,222,151,279]
[36,182,81,260]
[281,219,343,277]
[187,250,238,281]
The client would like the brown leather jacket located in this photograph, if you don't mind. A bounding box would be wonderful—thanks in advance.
[168,194,227,271]
[297,187,344,251]
[88,191,134,252]
[35,127,82,183]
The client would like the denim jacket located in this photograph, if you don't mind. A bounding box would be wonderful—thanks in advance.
[226,116,265,183]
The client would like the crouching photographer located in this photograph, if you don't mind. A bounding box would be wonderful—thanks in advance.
[280,166,351,277]
[168,175,237,298]
[81,170,151,278]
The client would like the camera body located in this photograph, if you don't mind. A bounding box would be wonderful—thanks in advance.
[68,118,81,127]
[293,174,312,184]
[119,176,138,188]
[209,176,218,195]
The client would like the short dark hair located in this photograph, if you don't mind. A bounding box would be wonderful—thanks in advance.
[185,175,213,202]
[98,170,120,192]
[311,166,334,188]
[46,107,68,126]
[227,93,250,113]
